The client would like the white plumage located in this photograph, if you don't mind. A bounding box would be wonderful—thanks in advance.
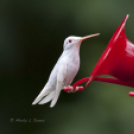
[32,33,99,107]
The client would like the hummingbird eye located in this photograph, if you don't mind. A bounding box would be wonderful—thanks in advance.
[69,39,72,43]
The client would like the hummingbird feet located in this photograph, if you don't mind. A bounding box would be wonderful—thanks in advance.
[129,91,134,97]
[64,85,84,93]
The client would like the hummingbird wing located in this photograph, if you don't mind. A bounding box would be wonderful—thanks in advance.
[50,61,67,107]
[32,55,64,105]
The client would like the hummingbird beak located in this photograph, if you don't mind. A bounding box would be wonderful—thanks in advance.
[81,33,100,41]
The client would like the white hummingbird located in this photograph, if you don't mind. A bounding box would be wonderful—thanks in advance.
[32,33,100,108]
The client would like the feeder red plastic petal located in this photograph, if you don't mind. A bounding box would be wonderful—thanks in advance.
[86,14,134,87]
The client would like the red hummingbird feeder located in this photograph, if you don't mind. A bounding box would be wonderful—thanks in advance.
[64,14,134,97]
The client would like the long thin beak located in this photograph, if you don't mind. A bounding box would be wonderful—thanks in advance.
[81,33,100,41]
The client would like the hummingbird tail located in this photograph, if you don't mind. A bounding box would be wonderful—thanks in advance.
[32,87,52,105]
[38,90,55,105]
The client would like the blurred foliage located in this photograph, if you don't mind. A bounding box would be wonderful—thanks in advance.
[1,0,134,134]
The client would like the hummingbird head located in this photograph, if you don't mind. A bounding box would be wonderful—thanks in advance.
[63,33,100,51]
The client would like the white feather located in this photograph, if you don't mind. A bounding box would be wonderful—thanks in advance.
[38,90,55,104]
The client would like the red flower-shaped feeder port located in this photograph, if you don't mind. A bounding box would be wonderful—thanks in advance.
[64,14,134,97]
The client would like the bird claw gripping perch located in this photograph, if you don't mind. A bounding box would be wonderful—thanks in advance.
[64,86,84,93]
[64,14,134,97]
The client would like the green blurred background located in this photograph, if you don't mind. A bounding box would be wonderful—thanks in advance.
[1,0,134,134]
